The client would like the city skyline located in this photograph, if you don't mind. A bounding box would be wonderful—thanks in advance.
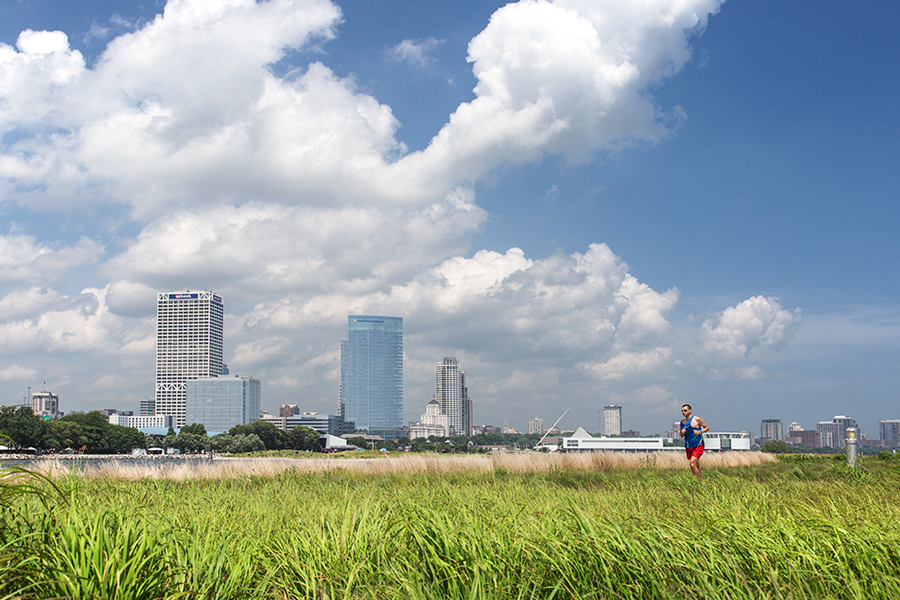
[1,1,898,436]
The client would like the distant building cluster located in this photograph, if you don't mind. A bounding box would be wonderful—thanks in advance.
[16,288,900,450]
[409,357,471,440]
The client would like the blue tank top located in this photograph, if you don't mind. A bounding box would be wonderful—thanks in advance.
[683,417,703,448]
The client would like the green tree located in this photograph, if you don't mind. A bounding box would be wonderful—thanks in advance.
[229,421,284,450]
[229,433,265,453]
[761,440,792,454]
[171,432,207,453]
[43,420,86,451]
[60,412,111,452]
[346,436,368,449]
[181,423,208,437]
[286,426,321,451]
[0,406,45,449]
[106,425,147,453]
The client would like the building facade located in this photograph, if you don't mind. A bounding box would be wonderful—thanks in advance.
[108,414,175,430]
[155,291,224,427]
[340,315,403,438]
[880,420,900,447]
[260,411,353,436]
[436,357,470,436]
[760,419,783,443]
[816,415,857,448]
[603,405,622,436]
[31,391,59,418]
[140,398,155,416]
[408,399,451,440]
[185,375,260,433]
[527,417,544,435]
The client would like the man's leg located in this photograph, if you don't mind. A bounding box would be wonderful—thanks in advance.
[689,456,702,480]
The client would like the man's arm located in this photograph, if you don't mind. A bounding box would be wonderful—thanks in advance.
[695,417,709,434]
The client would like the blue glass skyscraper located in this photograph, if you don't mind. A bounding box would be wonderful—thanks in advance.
[341,315,403,437]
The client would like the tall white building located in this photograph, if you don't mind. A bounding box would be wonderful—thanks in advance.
[435,357,470,436]
[603,405,622,436]
[155,291,224,428]
[31,391,59,418]
[816,415,857,448]
[527,417,544,435]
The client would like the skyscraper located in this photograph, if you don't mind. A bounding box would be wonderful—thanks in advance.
[880,420,900,447]
[340,315,403,437]
[435,357,470,437]
[603,404,622,436]
[760,419,783,442]
[155,290,224,427]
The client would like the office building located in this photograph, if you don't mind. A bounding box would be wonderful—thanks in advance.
[603,405,622,436]
[527,417,544,435]
[880,420,900,447]
[435,357,470,436]
[260,411,353,436]
[340,315,403,438]
[108,414,175,430]
[140,398,155,416]
[760,419,783,443]
[185,375,260,433]
[155,290,224,428]
[31,391,59,418]
[816,415,857,448]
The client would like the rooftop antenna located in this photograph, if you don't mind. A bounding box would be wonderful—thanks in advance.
[535,407,569,448]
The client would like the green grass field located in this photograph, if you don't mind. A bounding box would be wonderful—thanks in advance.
[2,454,899,599]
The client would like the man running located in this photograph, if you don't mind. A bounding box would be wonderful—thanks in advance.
[680,404,709,480]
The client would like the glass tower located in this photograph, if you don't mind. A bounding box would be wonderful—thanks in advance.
[341,315,403,437]
[155,290,224,428]
[185,376,260,433]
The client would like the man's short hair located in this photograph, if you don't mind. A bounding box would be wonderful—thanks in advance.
[682,404,692,410]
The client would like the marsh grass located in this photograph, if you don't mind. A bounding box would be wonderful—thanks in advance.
[28,450,776,481]
[5,454,899,599]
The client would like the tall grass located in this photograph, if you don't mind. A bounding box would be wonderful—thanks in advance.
[27,450,776,480]
[3,455,898,599]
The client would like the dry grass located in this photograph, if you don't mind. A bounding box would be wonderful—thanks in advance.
[28,451,775,480]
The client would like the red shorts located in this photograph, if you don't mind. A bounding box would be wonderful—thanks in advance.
[685,445,704,460]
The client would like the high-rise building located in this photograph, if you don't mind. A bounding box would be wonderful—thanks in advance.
[435,357,470,436]
[185,375,260,433]
[31,391,59,418]
[760,419,783,442]
[603,404,622,436]
[816,415,857,448]
[527,417,544,435]
[155,290,224,428]
[340,315,403,438]
[880,420,900,447]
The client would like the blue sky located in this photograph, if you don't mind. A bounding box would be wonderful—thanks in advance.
[1,0,898,438]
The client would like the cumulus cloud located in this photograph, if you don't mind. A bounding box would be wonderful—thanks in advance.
[0,234,103,285]
[692,296,801,378]
[0,0,792,429]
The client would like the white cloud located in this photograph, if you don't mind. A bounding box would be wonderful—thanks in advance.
[0,363,38,381]
[693,296,800,379]
[0,234,103,285]
[388,37,443,68]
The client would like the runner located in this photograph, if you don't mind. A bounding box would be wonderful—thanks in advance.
[680,404,709,480]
